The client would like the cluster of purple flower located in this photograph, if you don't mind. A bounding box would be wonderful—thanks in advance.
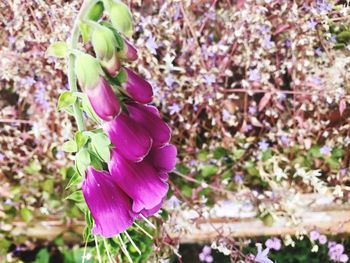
[265,237,281,251]
[310,230,348,262]
[74,3,176,238]
[199,246,213,263]
[328,242,349,263]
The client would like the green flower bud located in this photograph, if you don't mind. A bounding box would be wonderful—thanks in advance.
[92,26,121,76]
[87,1,104,21]
[92,26,117,62]
[75,53,103,90]
[108,1,133,37]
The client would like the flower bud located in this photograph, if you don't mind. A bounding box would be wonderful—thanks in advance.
[86,77,121,121]
[75,53,103,90]
[109,1,133,37]
[119,68,153,104]
[88,1,104,21]
[117,40,138,61]
[75,54,120,121]
[92,27,121,76]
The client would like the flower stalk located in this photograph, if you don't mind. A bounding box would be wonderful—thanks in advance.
[67,0,100,131]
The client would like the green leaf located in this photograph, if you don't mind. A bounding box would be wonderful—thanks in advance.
[176,164,190,174]
[197,150,208,161]
[261,148,273,161]
[47,41,68,58]
[201,165,218,177]
[33,248,50,263]
[233,149,245,160]
[62,140,78,153]
[75,148,91,176]
[81,94,102,123]
[57,91,77,111]
[213,147,227,159]
[20,207,33,222]
[66,190,84,203]
[89,151,104,170]
[79,22,91,44]
[90,133,111,162]
[65,172,81,189]
[75,131,89,150]
[23,160,42,174]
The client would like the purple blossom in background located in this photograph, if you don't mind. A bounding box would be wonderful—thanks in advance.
[330,35,337,43]
[319,235,327,244]
[308,19,317,30]
[328,243,348,262]
[245,124,253,132]
[249,69,261,82]
[168,103,181,115]
[341,168,347,176]
[199,246,213,263]
[204,74,216,85]
[265,237,282,251]
[258,140,269,151]
[280,135,290,145]
[165,75,175,87]
[35,86,50,109]
[285,39,292,48]
[173,4,182,20]
[249,106,257,114]
[205,12,216,20]
[315,47,322,56]
[277,92,287,101]
[310,76,322,86]
[0,152,4,161]
[146,36,158,55]
[317,0,332,13]
[255,243,273,263]
[320,145,332,155]
[20,76,36,86]
[8,36,16,45]
[234,173,243,184]
[263,35,273,49]
[310,230,320,241]
[222,110,231,121]
[259,25,270,34]
[166,195,181,208]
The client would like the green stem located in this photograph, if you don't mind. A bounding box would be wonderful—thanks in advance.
[67,0,99,131]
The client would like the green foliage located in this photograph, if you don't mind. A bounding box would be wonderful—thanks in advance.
[57,91,77,111]
[46,41,68,58]
[33,248,50,263]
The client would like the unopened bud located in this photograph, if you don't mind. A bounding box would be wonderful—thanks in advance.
[109,1,133,37]
[92,26,121,76]
[75,53,103,90]
[117,39,138,61]
[88,1,104,21]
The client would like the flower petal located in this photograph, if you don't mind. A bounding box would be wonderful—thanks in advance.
[146,144,177,172]
[86,77,121,121]
[109,150,168,213]
[123,68,153,104]
[127,103,171,148]
[104,113,152,162]
[82,167,134,237]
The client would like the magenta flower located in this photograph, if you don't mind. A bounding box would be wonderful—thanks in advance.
[145,144,177,172]
[109,149,169,213]
[126,103,171,148]
[122,68,153,104]
[103,113,152,162]
[118,40,138,61]
[86,77,121,121]
[82,167,135,237]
